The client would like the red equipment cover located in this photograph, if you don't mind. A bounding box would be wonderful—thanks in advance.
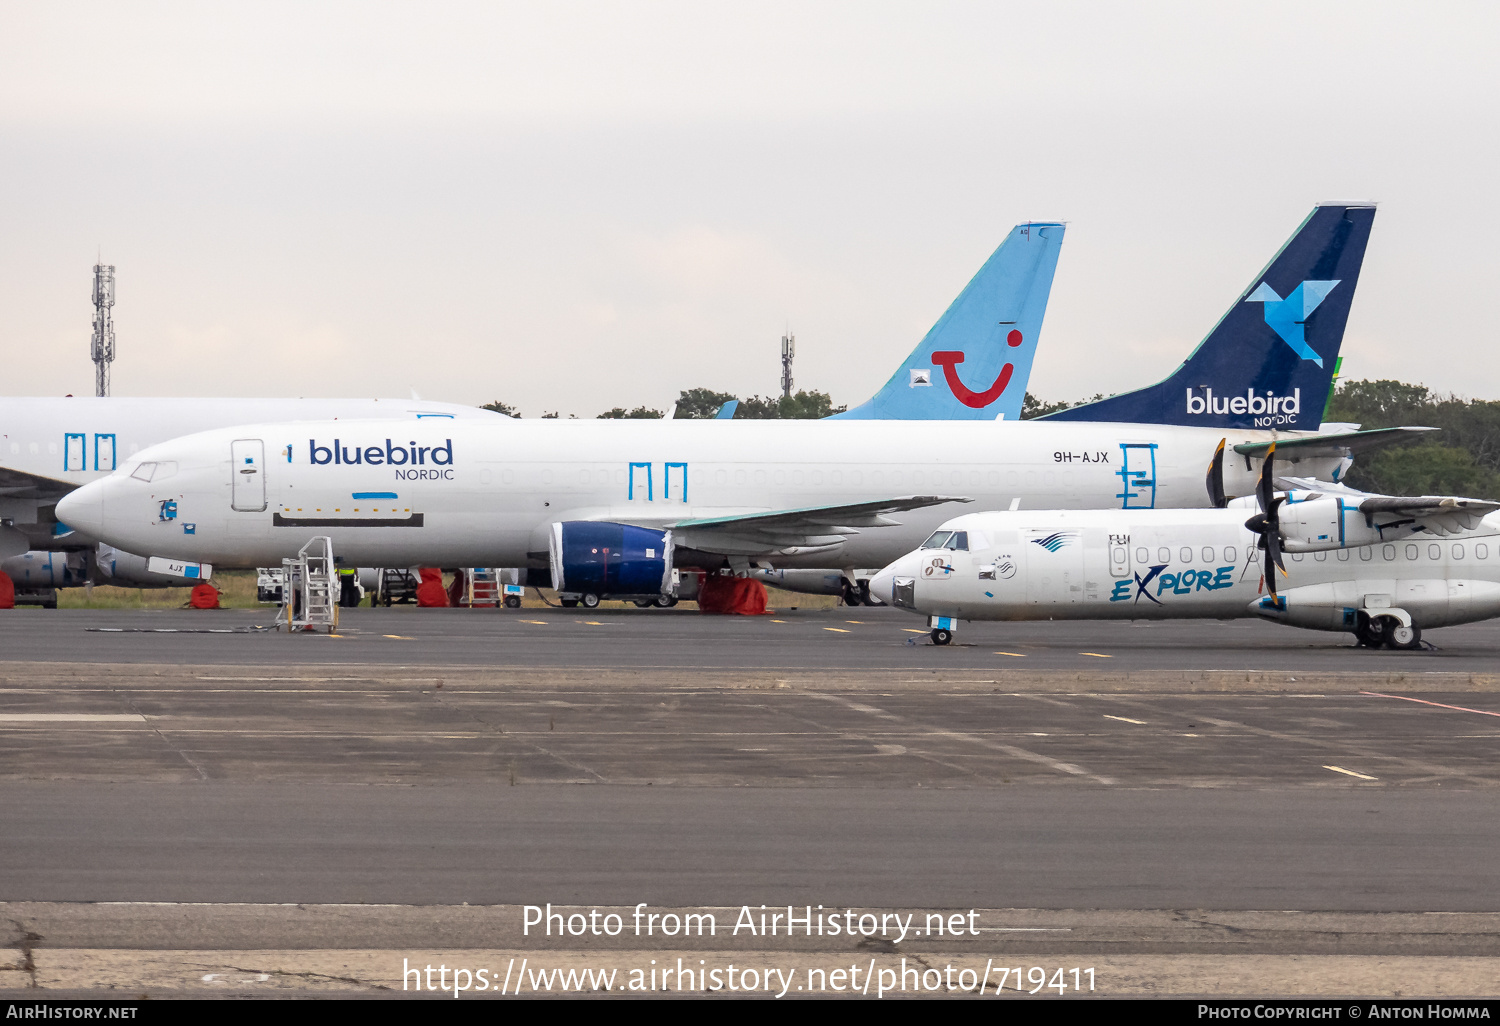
[697,574,767,615]
[416,567,450,607]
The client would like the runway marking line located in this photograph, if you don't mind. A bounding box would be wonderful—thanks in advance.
[1361,691,1500,719]
[1080,652,1112,658]
[382,635,413,640]
[1324,765,1378,781]
[823,628,852,633]
[518,620,548,625]
[771,619,788,623]
[0,713,146,723]
[902,629,927,634]
[845,620,864,624]
[994,651,1027,657]
[583,621,606,626]
[1103,714,1147,725]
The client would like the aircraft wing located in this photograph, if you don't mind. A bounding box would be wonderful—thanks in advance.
[0,465,76,502]
[662,495,973,557]
[1357,496,1500,536]
[1232,426,1438,461]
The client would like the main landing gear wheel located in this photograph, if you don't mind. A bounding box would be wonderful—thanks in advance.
[931,627,953,646]
[654,595,678,608]
[1387,619,1422,650]
[580,592,601,609]
[560,598,579,608]
[1354,613,1387,648]
[504,595,522,609]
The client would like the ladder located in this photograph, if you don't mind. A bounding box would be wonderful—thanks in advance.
[463,567,501,607]
[276,536,339,632]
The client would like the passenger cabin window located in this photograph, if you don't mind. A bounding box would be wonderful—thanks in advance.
[1290,552,1303,561]
[1454,543,1465,560]
[1337,549,1350,561]
[1157,547,1170,563]
[1405,544,1419,560]
[1135,547,1149,564]
[1314,551,1326,562]
[1202,547,1215,563]
[1180,547,1193,563]
[1382,545,1395,560]
[1224,546,1237,563]
[1429,543,1441,560]
[1478,544,1490,560]
[1360,546,1373,561]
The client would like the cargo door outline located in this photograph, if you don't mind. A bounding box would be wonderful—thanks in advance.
[628,462,653,501]
[1025,529,1084,604]
[231,438,267,512]
[94,433,116,472]
[1116,443,1158,509]
[64,433,86,472]
[663,462,688,502]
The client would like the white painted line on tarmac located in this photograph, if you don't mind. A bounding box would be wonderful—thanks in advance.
[1361,691,1500,719]
[1079,652,1112,658]
[1103,715,1147,725]
[0,713,146,723]
[1324,765,1378,781]
[808,693,1115,785]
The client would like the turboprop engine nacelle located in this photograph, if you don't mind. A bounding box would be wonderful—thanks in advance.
[1279,496,1399,553]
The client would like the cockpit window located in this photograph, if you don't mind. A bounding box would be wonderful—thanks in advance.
[920,530,968,551]
[922,531,952,550]
[129,461,177,483]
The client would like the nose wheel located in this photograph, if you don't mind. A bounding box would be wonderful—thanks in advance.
[931,627,953,646]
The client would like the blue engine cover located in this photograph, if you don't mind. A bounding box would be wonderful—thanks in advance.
[552,522,670,597]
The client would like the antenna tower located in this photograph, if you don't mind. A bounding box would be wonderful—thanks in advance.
[91,262,116,397]
[780,331,795,399]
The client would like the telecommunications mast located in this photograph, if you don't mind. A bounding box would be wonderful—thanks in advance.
[91,261,116,397]
[780,331,795,398]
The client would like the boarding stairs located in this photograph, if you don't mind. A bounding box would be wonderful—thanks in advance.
[461,568,501,608]
[277,536,339,632]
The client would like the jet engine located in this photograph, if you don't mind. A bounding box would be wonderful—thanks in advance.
[547,522,673,607]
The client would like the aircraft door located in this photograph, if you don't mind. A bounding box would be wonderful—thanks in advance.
[231,439,267,512]
[64,433,86,472]
[1025,527,1085,604]
[1116,443,1158,509]
[1108,533,1131,578]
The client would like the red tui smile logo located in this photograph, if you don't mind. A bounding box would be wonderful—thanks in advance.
[930,330,1024,409]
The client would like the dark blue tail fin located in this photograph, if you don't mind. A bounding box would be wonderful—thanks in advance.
[1046,204,1375,430]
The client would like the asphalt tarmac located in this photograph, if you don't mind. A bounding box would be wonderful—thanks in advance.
[2,605,1499,995]
[4,603,1500,671]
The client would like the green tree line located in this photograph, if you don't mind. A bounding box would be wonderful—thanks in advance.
[483,388,844,422]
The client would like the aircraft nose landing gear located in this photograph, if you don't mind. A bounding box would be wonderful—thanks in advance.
[931,627,953,646]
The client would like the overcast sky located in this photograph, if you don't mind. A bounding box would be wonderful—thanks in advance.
[2,2,1495,415]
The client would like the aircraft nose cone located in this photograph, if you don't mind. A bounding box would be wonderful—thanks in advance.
[869,553,918,606]
[55,480,106,541]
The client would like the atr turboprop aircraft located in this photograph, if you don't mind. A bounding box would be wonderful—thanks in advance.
[871,452,1500,651]
[56,205,1422,607]
[0,221,1065,597]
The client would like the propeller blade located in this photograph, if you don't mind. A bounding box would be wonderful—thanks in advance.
[1265,527,1287,575]
[1256,442,1277,513]
[1206,438,1227,508]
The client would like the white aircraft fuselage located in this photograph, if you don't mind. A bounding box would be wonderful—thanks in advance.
[871,508,1500,635]
[58,417,1349,571]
